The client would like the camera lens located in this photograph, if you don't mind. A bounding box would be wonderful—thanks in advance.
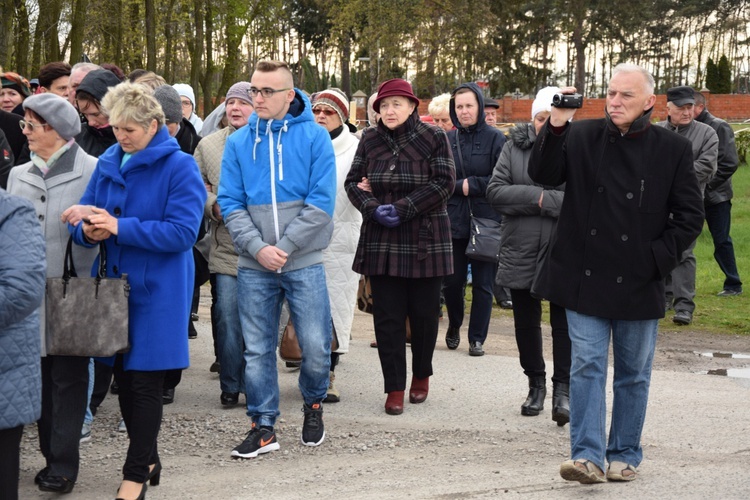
[552,94,562,105]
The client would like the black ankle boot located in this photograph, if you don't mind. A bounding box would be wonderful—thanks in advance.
[521,376,546,416]
[552,382,570,426]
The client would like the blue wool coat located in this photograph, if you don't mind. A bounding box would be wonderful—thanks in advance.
[0,190,46,429]
[72,127,206,371]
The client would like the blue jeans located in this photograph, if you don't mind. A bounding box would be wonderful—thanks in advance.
[237,265,331,428]
[84,359,94,425]
[705,200,743,291]
[214,273,245,394]
[566,310,658,472]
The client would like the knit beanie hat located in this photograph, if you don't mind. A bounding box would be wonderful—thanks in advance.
[77,69,121,103]
[23,93,81,140]
[531,86,561,120]
[373,79,419,113]
[312,88,350,125]
[173,83,196,109]
[153,85,184,124]
[1,72,31,97]
[225,81,252,105]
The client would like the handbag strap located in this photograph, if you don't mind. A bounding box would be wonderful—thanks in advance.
[63,234,107,280]
[454,132,475,218]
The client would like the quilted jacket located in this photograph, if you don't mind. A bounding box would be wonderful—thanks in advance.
[0,190,46,429]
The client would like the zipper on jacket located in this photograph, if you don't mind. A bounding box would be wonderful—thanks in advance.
[638,179,644,208]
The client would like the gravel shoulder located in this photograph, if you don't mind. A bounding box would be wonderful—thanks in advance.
[18,301,750,499]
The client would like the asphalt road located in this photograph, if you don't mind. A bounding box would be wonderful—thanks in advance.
[17,307,750,499]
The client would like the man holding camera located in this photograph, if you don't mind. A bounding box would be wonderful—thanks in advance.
[528,64,704,484]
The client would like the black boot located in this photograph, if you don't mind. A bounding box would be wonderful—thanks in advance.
[521,376,546,416]
[552,382,570,426]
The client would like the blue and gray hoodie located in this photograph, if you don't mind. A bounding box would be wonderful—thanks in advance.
[217,89,336,272]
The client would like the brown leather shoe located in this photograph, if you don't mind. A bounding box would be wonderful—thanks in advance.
[385,391,404,415]
[409,376,429,404]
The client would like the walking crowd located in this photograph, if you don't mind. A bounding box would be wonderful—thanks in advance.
[0,57,743,499]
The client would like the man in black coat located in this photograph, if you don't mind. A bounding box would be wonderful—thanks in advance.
[528,64,704,485]
[693,90,743,297]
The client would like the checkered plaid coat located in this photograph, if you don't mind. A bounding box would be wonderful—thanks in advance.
[345,111,455,278]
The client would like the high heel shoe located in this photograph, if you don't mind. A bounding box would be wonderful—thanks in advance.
[147,462,161,486]
[115,481,147,500]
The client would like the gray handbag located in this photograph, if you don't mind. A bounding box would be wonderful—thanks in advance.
[45,236,130,357]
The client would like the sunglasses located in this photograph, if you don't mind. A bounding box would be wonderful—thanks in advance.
[313,107,337,116]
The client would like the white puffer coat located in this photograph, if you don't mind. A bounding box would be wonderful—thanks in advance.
[322,130,362,353]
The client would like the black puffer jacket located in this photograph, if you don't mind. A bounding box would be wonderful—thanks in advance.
[446,82,506,238]
[487,123,564,291]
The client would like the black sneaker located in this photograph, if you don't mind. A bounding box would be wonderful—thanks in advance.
[231,424,279,458]
[301,401,325,446]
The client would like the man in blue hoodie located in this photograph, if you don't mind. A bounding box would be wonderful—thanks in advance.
[218,60,336,459]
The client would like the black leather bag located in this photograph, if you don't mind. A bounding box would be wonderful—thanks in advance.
[454,133,501,263]
[45,237,130,357]
[466,215,502,262]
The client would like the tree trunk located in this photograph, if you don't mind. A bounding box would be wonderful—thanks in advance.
[68,0,88,65]
[340,35,351,98]
[200,0,215,115]
[11,0,29,75]
[145,0,156,71]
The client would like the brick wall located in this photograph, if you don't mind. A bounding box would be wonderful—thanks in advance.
[416,92,750,123]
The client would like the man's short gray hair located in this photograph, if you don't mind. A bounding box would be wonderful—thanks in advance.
[612,63,655,94]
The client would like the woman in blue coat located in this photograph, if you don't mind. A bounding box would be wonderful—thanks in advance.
[63,82,206,500]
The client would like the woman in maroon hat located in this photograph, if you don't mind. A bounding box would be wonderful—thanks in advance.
[345,78,455,415]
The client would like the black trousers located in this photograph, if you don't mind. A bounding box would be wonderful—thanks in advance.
[90,360,113,417]
[443,238,496,344]
[0,425,24,500]
[113,355,165,483]
[370,275,442,393]
[38,355,90,481]
[510,289,571,384]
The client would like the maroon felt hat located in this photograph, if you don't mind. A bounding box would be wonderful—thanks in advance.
[373,78,419,113]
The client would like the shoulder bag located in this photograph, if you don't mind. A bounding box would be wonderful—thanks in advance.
[46,236,130,357]
[455,133,502,263]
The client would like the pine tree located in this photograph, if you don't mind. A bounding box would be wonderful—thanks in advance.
[716,55,732,94]
[705,58,719,92]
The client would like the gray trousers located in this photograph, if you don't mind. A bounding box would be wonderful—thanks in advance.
[665,238,698,314]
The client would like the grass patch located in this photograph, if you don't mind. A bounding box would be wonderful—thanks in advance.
[478,161,750,335]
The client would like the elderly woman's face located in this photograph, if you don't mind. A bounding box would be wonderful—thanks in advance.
[430,111,452,132]
[313,104,342,133]
[379,96,415,130]
[1,88,24,112]
[112,119,158,154]
[21,111,64,160]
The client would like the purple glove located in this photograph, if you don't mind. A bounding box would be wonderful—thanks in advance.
[372,204,401,228]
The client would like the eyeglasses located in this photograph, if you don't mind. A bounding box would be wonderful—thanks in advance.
[313,107,337,116]
[19,120,49,132]
[180,100,192,108]
[248,87,291,99]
